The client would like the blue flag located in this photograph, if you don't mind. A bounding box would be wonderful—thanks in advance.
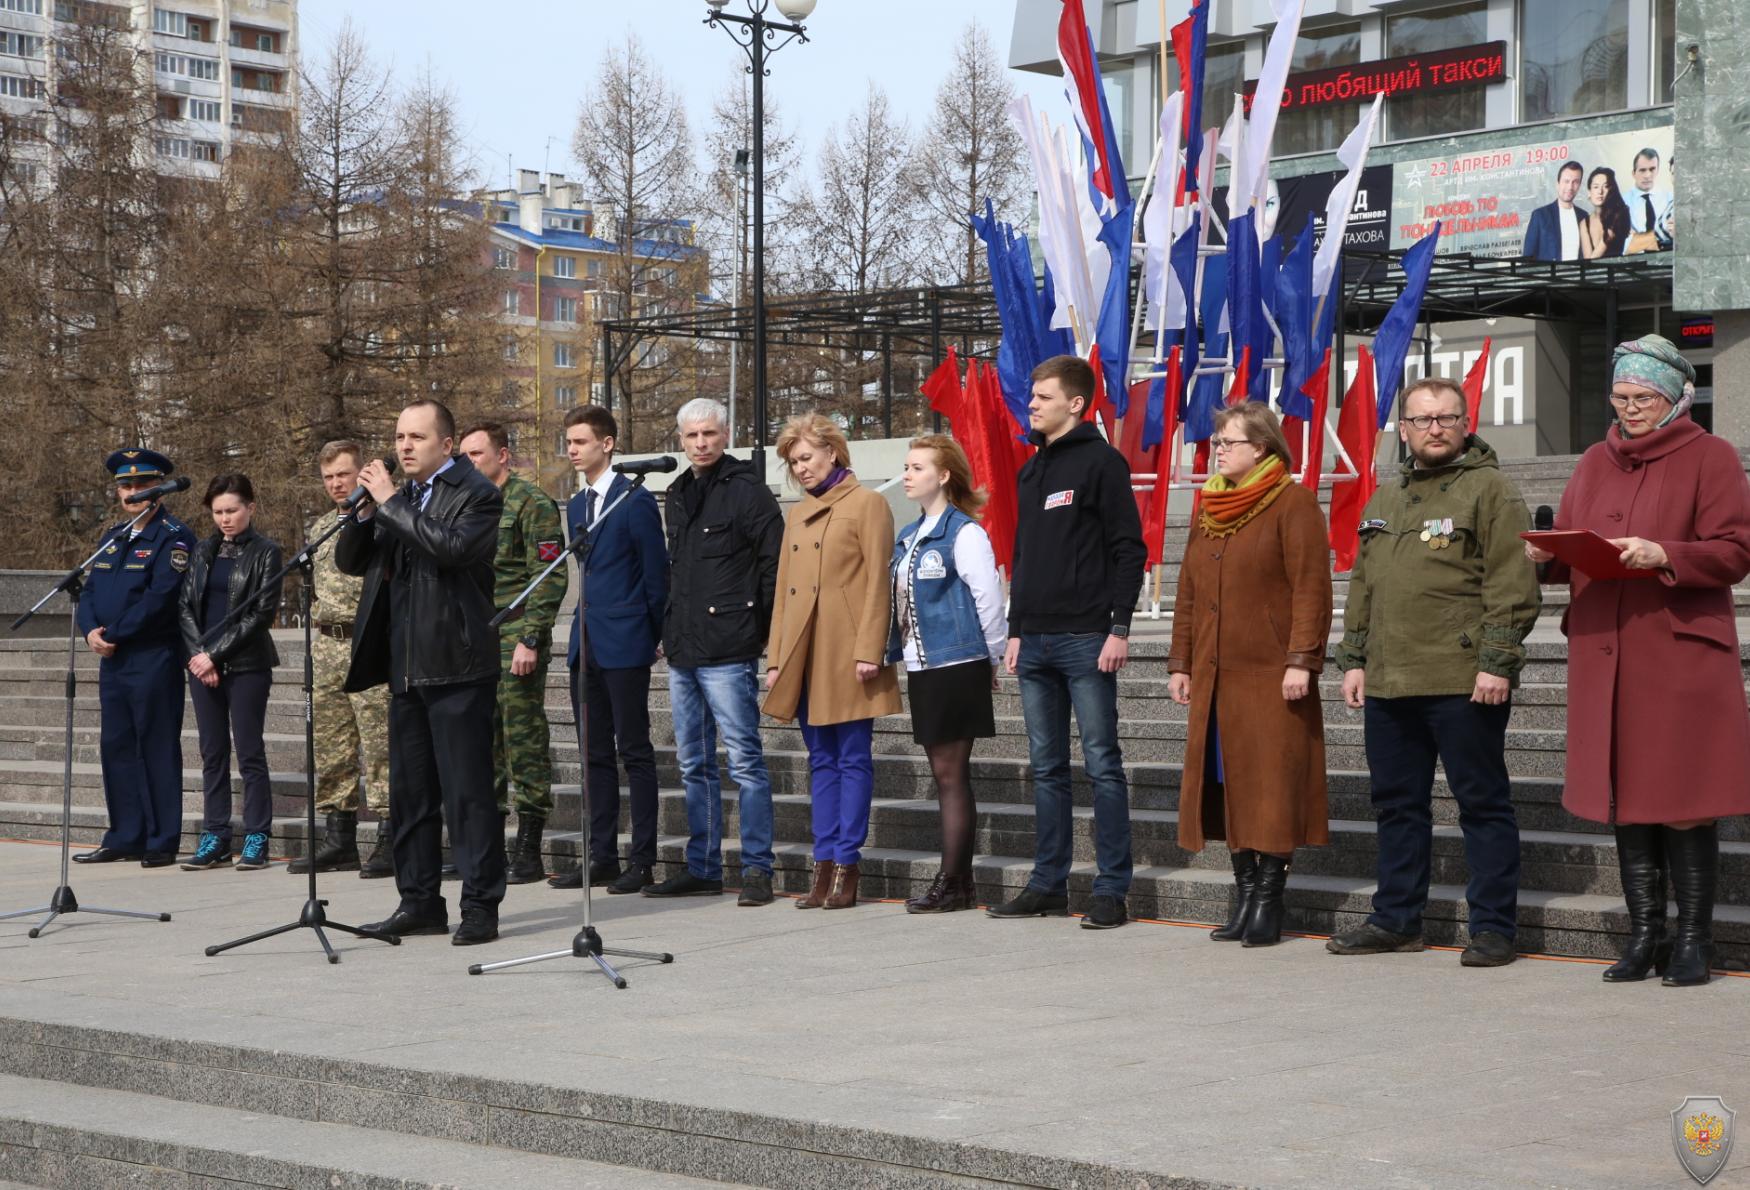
[1372,223,1443,430]
[1274,222,1317,420]
[1094,202,1135,416]
[1183,254,1227,443]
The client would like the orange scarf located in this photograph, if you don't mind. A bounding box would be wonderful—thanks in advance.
[1197,455,1291,538]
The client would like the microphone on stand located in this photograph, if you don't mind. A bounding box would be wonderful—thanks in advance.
[121,476,192,504]
[342,458,398,510]
[612,456,679,476]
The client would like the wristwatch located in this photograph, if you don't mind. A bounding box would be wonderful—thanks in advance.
[518,634,541,651]
[1108,623,1130,639]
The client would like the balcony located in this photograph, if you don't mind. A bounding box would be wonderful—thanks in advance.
[225,42,286,70]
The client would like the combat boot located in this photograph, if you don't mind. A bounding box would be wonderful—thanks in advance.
[359,819,394,879]
[506,815,547,885]
[288,811,358,875]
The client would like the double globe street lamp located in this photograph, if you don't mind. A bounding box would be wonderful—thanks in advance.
[704,0,817,483]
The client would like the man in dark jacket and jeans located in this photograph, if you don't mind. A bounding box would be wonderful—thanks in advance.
[339,399,507,946]
[989,355,1147,930]
[642,398,785,906]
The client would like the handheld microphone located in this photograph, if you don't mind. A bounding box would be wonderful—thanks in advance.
[121,476,192,504]
[612,456,679,476]
[1534,505,1554,532]
[343,457,398,509]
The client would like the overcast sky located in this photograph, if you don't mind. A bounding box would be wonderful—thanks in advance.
[297,0,1066,193]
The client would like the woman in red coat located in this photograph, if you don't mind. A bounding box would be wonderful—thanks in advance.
[1526,335,1750,987]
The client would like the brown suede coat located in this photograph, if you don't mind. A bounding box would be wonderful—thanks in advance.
[1168,482,1334,853]
[764,475,902,726]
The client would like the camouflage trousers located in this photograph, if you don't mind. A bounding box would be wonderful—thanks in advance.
[495,634,554,818]
[311,631,390,814]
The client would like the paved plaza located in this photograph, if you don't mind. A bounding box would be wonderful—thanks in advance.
[0,838,1744,1188]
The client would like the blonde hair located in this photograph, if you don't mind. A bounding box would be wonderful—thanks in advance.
[908,434,987,518]
[774,413,851,485]
[1211,403,1293,472]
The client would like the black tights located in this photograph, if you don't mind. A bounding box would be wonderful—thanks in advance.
[925,738,976,876]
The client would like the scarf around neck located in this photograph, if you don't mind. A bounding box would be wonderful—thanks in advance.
[808,467,850,498]
[1198,455,1291,538]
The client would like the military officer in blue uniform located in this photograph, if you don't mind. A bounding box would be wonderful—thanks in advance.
[73,448,195,868]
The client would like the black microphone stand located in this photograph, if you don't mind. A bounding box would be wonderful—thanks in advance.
[468,474,674,988]
[202,508,399,964]
[1,505,174,937]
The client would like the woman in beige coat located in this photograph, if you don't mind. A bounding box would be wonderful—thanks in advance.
[765,414,901,910]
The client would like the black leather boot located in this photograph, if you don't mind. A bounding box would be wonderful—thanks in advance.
[288,811,358,875]
[359,819,394,879]
[1661,824,1717,987]
[1603,823,1670,982]
[1241,853,1291,947]
[505,815,546,885]
[1209,850,1258,942]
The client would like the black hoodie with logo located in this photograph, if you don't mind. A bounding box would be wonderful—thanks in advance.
[1009,420,1148,636]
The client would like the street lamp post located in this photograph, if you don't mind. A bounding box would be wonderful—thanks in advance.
[705,0,816,485]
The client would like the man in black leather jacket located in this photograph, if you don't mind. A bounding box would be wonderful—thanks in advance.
[338,399,506,945]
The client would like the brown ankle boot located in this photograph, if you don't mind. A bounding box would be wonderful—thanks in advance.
[796,860,836,909]
[823,863,860,909]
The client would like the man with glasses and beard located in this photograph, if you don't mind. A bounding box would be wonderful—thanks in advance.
[1327,378,1540,969]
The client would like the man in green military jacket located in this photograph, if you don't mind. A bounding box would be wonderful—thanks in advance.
[1326,377,1541,968]
[460,422,569,884]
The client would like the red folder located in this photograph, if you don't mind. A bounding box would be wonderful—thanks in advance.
[1520,530,1659,581]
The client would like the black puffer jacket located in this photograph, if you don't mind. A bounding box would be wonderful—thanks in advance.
[336,456,502,693]
[177,527,283,674]
[661,455,783,668]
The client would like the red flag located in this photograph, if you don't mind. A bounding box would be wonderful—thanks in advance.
[1226,346,1251,406]
[1142,346,1182,568]
[1083,344,1113,437]
[921,345,963,423]
[1298,347,1334,491]
[1463,337,1492,434]
[974,359,1024,575]
[1329,345,1379,574]
[1188,437,1211,522]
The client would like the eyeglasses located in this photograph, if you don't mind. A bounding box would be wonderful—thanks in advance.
[1402,413,1463,431]
[1210,437,1256,452]
[1608,392,1668,410]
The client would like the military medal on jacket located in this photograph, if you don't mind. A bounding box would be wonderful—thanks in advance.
[1420,518,1453,549]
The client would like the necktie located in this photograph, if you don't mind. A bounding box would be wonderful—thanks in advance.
[584,488,598,529]
[1643,194,1656,234]
[412,481,431,510]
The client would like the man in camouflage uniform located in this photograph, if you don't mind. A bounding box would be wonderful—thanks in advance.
[290,440,394,877]
[460,423,568,884]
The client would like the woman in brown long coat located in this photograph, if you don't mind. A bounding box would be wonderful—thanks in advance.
[1526,335,1750,987]
[765,414,901,911]
[1168,403,1333,947]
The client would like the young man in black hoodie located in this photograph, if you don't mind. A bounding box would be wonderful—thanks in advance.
[989,355,1147,929]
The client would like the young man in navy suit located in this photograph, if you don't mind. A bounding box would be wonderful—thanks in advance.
[548,405,669,894]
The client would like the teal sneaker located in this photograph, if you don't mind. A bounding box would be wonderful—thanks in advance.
[236,832,271,871]
[180,832,231,871]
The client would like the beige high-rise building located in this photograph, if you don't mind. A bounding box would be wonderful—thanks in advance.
[0,0,297,175]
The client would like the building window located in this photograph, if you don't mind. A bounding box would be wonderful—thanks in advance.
[1655,0,1677,102]
[0,0,42,13]
[1272,23,1361,157]
[503,336,519,361]
[546,214,584,232]
[0,74,43,99]
[187,98,221,123]
[555,343,575,368]
[494,246,516,270]
[555,296,577,324]
[555,384,576,409]
[229,28,280,53]
[1199,40,1247,134]
[503,289,518,315]
[1386,3,1488,141]
[1521,0,1627,122]
[185,18,205,41]
[187,56,217,80]
[152,8,187,36]
[155,136,190,159]
[553,255,576,279]
[0,32,45,58]
[190,140,219,162]
[231,67,279,92]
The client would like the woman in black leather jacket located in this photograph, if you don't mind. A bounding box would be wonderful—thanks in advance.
[177,473,283,872]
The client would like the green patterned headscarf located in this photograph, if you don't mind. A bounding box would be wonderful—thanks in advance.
[1613,334,1696,427]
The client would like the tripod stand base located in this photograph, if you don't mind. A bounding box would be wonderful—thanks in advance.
[204,897,400,965]
[466,925,674,988]
[0,884,171,939]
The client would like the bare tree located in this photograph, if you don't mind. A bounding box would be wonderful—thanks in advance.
[794,83,921,296]
[572,35,705,451]
[910,22,1028,287]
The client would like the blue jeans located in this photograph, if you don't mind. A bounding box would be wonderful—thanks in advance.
[1364,695,1519,939]
[669,661,775,880]
[1016,632,1133,898]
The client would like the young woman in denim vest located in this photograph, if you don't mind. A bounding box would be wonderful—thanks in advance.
[887,436,1008,912]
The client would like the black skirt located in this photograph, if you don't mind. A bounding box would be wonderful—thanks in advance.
[906,659,996,745]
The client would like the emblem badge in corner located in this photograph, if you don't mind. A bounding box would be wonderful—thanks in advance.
[1672,1096,1735,1185]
